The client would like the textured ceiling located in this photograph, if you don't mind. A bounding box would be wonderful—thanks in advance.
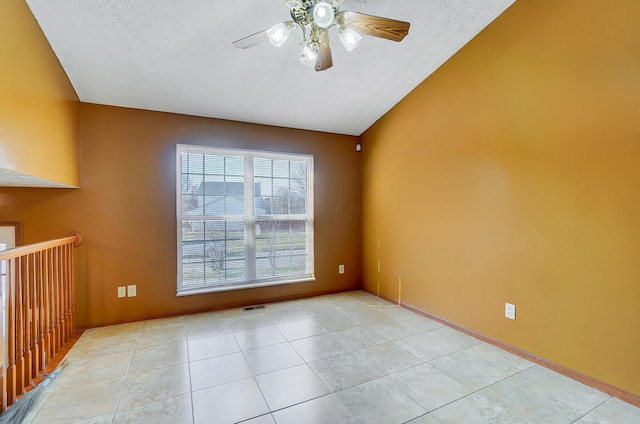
[26,0,516,136]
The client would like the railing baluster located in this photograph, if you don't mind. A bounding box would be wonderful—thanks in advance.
[61,245,68,346]
[26,253,36,386]
[15,257,25,400]
[0,233,81,411]
[53,246,61,357]
[66,244,75,338]
[48,247,56,362]
[28,253,36,386]
[32,251,42,379]
[70,246,76,337]
[57,245,64,351]
[23,254,29,387]
[37,250,46,375]
[6,258,17,406]
[43,248,51,371]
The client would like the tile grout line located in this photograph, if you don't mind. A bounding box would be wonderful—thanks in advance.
[184,323,196,424]
[108,326,142,424]
[412,365,550,423]
[238,313,357,421]
[234,326,272,422]
[568,396,613,424]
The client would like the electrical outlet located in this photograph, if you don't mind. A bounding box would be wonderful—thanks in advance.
[338,264,345,274]
[117,286,126,298]
[127,284,137,297]
[505,303,516,320]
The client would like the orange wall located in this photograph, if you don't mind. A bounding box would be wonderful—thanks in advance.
[0,104,362,327]
[0,0,79,186]
[362,0,640,396]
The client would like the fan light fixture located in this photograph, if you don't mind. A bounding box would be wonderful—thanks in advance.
[300,44,319,66]
[267,22,295,47]
[338,26,361,52]
[312,2,335,28]
[233,0,410,72]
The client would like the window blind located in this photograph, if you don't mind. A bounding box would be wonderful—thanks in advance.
[176,145,314,295]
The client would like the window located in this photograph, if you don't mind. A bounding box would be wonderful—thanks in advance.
[176,145,314,295]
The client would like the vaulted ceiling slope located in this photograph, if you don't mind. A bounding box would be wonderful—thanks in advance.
[26,0,516,136]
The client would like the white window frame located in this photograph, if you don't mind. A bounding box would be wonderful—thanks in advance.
[176,144,315,296]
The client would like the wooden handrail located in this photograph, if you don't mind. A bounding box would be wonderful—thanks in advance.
[0,233,81,261]
[1,232,81,412]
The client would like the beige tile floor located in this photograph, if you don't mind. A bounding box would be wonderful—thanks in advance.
[23,291,640,424]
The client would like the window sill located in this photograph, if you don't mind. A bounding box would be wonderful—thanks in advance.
[176,276,316,297]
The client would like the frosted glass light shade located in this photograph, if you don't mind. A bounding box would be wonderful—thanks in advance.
[267,22,294,47]
[338,27,362,52]
[313,2,335,28]
[283,0,302,7]
[300,44,318,67]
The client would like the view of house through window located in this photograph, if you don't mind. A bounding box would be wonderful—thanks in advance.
[176,145,314,295]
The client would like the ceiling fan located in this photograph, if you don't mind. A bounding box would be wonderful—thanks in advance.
[232,0,410,71]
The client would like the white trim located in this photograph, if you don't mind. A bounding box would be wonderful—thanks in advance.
[176,277,316,297]
[245,154,256,281]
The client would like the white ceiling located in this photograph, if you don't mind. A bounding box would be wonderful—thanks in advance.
[26,0,515,136]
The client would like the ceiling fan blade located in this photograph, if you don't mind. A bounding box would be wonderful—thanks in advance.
[315,29,333,71]
[338,11,410,42]
[232,29,269,49]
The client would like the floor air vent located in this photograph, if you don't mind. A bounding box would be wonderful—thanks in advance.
[242,305,266,312]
